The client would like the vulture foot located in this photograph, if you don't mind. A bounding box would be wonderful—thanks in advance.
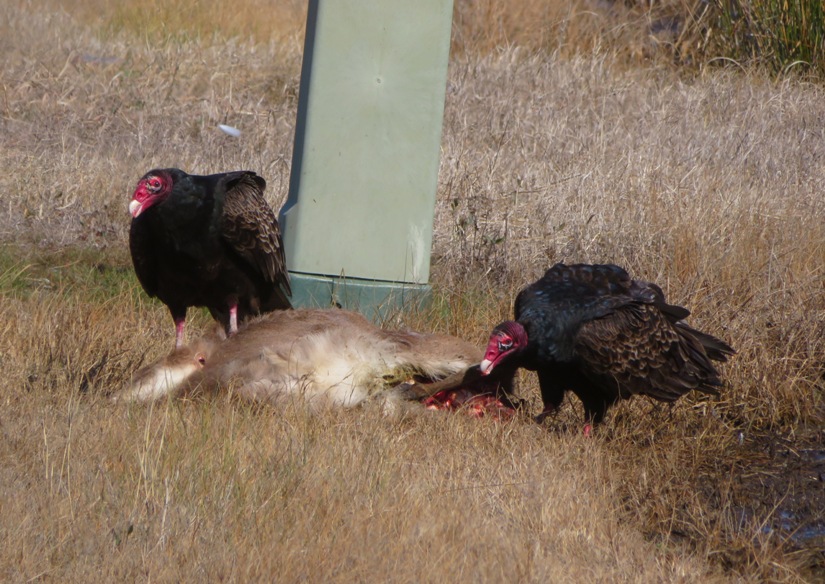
[534,405,558,425]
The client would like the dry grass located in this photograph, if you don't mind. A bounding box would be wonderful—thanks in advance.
[1,1,824,581]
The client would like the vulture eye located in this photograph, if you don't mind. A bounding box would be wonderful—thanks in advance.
[147,177,162,192]
[498,337,513,352]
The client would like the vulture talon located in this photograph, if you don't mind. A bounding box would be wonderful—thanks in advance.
[534,405,559,424]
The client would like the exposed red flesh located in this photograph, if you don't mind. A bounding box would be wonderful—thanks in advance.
[421,388,516,420]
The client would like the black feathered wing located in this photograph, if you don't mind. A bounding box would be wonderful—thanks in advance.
[219,172,292,302]
[514,264,646,363]
[516,264,638,324]
[129,219,159,298]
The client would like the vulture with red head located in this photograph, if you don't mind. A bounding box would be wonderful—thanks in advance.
[129,168,292,347]
[479,263,735,432]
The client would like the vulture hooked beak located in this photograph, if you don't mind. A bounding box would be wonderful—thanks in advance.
[129,199,143,218]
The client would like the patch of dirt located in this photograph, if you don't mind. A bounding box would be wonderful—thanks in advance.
[735,428,825,541]
[711,426,825,576]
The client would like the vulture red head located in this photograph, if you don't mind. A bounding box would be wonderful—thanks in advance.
[130,169,174,218]
[480,321,528,375]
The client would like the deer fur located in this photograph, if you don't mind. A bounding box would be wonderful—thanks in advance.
[116,309,484,413]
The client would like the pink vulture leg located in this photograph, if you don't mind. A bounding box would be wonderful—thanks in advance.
[228,304,238,336]
[174,317,186,348]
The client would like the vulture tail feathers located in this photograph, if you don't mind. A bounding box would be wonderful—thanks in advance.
[676,323,736,363]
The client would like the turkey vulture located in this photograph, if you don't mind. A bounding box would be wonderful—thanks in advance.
[129,168,292,347]
[479,263,735,432]
[116,309,519,417]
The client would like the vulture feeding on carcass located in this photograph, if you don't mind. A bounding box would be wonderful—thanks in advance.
[479,263,735,433]
[115,308,520,418]
[128,168,292,347]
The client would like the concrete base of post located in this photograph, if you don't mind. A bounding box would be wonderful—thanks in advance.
[286,272,432,323]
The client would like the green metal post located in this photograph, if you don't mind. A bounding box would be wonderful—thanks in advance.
[279,0,454,321]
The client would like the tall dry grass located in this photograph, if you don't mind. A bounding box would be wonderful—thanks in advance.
[1,0,824,581]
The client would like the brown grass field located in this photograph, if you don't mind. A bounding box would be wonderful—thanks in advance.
[1,0,824,581]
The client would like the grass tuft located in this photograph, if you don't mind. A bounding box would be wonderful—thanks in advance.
[709,0,825,76]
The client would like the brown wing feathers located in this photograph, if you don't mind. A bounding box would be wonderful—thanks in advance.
[575,300,730,403]
[221,173,291,295]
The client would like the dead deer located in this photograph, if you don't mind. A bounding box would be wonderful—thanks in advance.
[116,309,519,417]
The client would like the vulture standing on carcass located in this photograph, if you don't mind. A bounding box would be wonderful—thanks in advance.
[128,168,292,347]
[116,308,519,418]
[479,263,735,432]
